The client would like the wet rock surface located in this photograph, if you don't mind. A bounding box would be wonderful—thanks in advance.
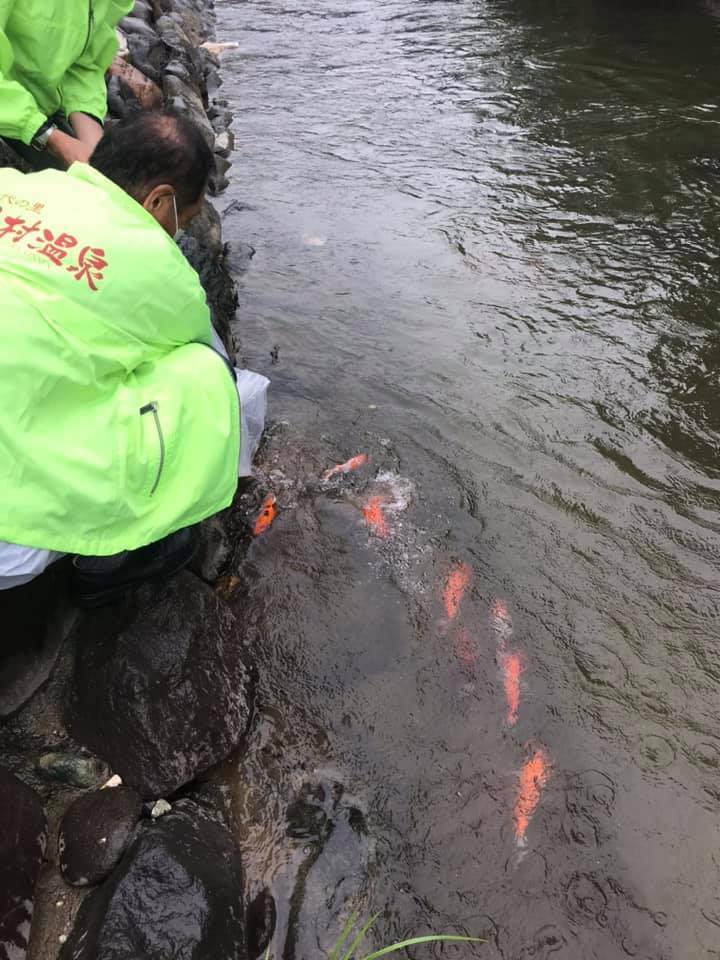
[180,202,238,356]
[189,512,234,582]
[121,0,239,353]
[66,571,252,798]
[107,57,163,108]
[284,783,374,960]
[58,786,142,887]
[0,565,72,718]
[59,801,247,960]
[0,768,47,960]
[246,890,277,960]
[36,752,109,789]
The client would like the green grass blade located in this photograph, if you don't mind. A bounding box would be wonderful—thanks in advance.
[329,907,362,960]
[361,934,485,960]
[340,912,381,960]
[263,949,271,960]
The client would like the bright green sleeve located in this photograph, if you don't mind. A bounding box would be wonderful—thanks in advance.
[0,0,46,144]
[60,0,133,120]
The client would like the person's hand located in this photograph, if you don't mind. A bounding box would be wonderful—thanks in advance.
[46,129,92,167]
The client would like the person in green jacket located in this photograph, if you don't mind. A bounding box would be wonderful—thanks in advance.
[0,110,242,605]
[0,0,132,170]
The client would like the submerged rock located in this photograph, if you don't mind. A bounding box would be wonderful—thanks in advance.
[0,768,47,960]
[189,513,233,582]
[58,786,142,887]
[36,752,109,789]
[66,571,251,797]
[214,129,234,158]
[246,889,276,960]
[59,801,247,960]
[284,782,375,959]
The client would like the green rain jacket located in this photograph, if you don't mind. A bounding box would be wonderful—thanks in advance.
[0,0,132,145]
[0,164,240,555]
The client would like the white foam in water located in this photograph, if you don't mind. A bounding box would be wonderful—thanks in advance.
[373,470,415,513]
[302,234,327,247]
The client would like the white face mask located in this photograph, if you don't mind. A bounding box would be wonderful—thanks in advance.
[172,195,182,242]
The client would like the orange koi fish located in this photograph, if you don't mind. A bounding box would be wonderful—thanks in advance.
[513,747,551,847]
[443,562,471,621]
[499,650,522,726]
[362,495,389,538]
[322,454,369,482]
[252,494,277,536]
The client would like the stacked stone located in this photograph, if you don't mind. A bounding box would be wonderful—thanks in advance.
[117,0,239,357]
[111,0,235,197]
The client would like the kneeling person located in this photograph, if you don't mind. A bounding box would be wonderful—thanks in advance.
[0,111,240,604]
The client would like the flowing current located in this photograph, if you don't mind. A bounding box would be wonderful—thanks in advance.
[213,2,720,957]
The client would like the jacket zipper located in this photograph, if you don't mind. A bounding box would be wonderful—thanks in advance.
[82,1,95,57]
[140,402,165,496]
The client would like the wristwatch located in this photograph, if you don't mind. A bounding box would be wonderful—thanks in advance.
[31,119,58,152]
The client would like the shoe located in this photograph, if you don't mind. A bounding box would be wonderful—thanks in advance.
[70,527,197,608]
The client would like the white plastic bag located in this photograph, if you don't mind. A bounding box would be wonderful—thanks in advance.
[235,368,270,476]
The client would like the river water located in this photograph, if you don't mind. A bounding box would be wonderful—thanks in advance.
[213,1,720,957]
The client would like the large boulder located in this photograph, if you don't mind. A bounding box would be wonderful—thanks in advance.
[59,801,247,960]
[155,14,206,90]
[65,571,251,798]
[0,768,47,960]
[153,0,215,46]
[58,786,142,887]
[107,56,163,109]
[163,74,215,147]
[126,31,171,84]
[0,563,71,718]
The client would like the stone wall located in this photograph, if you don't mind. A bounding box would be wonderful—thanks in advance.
[116,0,240,358]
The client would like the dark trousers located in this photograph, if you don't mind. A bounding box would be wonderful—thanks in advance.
[0,115,73,172]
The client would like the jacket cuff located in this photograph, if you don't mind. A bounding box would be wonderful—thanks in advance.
[62,96,107,124]
[21,108,49,147]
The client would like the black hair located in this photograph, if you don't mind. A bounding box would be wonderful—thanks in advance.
[90,109,215,210]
